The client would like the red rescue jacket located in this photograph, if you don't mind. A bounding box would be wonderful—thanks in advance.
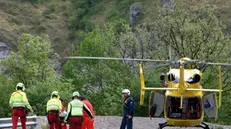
[82,100,94,118]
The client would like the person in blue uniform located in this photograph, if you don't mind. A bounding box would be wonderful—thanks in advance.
[120,89,135,129]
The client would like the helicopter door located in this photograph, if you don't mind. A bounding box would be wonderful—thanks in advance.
[203,93,217,118]
[149,92,165,117]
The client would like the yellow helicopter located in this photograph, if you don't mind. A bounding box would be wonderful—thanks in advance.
[66,56,230,129]
[139,56,226,129]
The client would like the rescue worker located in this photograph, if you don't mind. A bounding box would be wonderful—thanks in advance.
[9,82,33,129]
[60,98,67,129]
[160,72,167,94]
[65,92,93,129]
[46,91,62,129]
[160,72,168,87]
[81,97,94,129]
[120,89,135,129]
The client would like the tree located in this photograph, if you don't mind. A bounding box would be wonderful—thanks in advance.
[129,4,231,91]
[26,77,74,115]
[64,21,140,115]
[64,3,231,124]
[0,74,14,117]
[132,4,231,124]
[130,4,230,61]
[1,34,55,86]
[0,33,76,117]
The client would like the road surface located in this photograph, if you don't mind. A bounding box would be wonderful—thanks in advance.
[37,116,231,129]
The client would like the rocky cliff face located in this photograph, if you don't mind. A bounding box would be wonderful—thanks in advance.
[0,41,11,61]
[130,2,143,26]
[163,0,176,9]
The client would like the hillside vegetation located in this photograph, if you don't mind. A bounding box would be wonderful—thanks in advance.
[0,0,141,57]
[1,0,231,126]
[1,0,231,57]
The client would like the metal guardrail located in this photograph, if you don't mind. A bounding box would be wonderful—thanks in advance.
[0,115,38,129]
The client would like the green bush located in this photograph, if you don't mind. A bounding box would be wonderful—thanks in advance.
[43,1,56,19]
[0,75,14,117]
[27,78,74,115]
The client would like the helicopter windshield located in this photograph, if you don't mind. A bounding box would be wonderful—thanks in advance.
[168,69,201,83]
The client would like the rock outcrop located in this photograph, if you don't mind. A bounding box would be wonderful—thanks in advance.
[0,41,10,61]
[130,2,143,26]
[53,59,62,74]
[163,0,175,9]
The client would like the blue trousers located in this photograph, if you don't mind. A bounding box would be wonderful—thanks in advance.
[120,116,133,129]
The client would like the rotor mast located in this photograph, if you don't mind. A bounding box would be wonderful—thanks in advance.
[178,57,188,108]
[179,66,186,94]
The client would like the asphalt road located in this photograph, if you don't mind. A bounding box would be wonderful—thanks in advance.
[37,116,231,129]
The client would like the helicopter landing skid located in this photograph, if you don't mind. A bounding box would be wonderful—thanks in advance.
[158,122,173,129]
[195,122,210,129]
[158,122,210,129]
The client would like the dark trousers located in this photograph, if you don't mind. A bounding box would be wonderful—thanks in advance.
[12,108,27,129]
[48,110,60,129]
[120,116,133,129]
[69,116,84,129]
[60,116,67,129]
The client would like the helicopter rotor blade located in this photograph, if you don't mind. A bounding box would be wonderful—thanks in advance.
[201,62,231,66]
[66,56,171,63]
[66,56,231,66]
[180,60,231,66]
[155,63,172,68]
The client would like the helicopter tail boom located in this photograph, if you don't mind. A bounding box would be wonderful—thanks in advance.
[139,63,178,105]
[218,66,222,108]
[144,88,178,90]
[187,66,222,109]
[186,88,222,92]
[139,64,145,105]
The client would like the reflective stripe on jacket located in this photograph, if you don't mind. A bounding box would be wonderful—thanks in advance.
[65,99,93,121]
[82,100,94,118]
[9,90,32,109]
[46,98,62,113]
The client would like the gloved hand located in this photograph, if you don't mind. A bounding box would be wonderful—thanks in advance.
[91,117,95,122]
[30,109,34,114]
[63,111,67,117]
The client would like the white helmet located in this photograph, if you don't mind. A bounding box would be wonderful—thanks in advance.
[122,89,130,96]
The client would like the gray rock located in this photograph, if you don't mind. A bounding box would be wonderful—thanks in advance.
[130,2,143,26]
[163,0,176,9]
[0,41,10,61]
[53,59,61,73]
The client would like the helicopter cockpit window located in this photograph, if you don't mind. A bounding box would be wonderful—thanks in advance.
[186,74,201,84]
[167,73,179,83]
[167,96,202,120]
[167,69,201,84]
